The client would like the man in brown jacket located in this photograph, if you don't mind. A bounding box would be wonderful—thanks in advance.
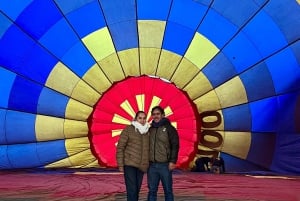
[116,111,150,201]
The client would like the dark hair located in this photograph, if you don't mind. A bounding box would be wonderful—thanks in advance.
[151,106,165,115]
[134,111,146,120]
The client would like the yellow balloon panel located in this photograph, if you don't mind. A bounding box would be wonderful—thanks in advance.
[164,106,173,117]
[156,50,182,80]
[112,114,131,125]
[35,115,64,141]
[194,90,222,113]
[136,94,145,112]
[82,63,112,94]
[45,62,80,96]
[65,99,93,121]
[67,149,99,168]
[120,100,136,118]
[185,33,219,70]
[140,48,160,75]
[138,20,166,48]
[171,57,199,88]
[118,48,140,76]
[112,129,122,137]
[45,137,100,168]
[82,28,115,61]
[83,160,101,168]
[64,119,89,138]
[215,76,248,108]
[65,137,94,154]
[98,53,125,82]
[222,131,252,159]
[183,72,213,100]
[71,79,101,106]
[45,157,73,168]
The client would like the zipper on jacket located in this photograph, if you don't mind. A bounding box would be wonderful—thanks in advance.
[154,128,158,162]
[140,131,143,164]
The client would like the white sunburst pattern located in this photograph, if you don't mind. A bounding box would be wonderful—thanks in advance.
[111,94,175,138]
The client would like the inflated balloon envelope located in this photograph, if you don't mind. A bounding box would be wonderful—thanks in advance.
[0,0,299,174]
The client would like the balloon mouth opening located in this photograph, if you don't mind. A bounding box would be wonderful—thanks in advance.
[87,75,201,169]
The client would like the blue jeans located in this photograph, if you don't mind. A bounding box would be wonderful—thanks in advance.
[124,165,144,201]
[147,162,174,201]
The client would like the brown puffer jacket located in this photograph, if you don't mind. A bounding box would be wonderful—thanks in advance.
[116,125,150,172]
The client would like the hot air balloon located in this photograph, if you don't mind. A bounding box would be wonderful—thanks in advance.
[0,0,299,174]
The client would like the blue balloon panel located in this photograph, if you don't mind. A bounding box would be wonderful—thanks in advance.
[7,144,40,168]
[264,0,300,43]
[162,22,195,55]
[37,88,68,118]
[266,46,300,94]
[61,41,95,76]
[54,0,94,14]
[36,140,68,165]
[99,0,135,25]
[220,153,266,173]
[277,92,300,132]
[0,14,12,38]
[202,53,237,87]
[243,11,288,58]
[271,132,300,174]
[211,0,266,27]
[5,111,36,144]
[0,67,16,108]
[137,0,172,20]
[0,110,6,144]
[0,0,32,21]
[0,23,57,84]
[240,62,275,102]
[247,132,276,169]
[108,21,138,51]
[8,77,42,113]
[63,1,106,38]
[223,104,251,131]
[39,19,79,58]
[250,97,279,132]
[0,145,11,169]
[223,32,263,73]
[15,0,62,40]
[169,0,207,30]
[198,7,238,49]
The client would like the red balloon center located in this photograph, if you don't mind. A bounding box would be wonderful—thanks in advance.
[88,75,201,169]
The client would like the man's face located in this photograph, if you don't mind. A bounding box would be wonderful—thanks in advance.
[151,109,164,123]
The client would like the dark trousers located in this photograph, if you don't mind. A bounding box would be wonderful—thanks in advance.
[124,165,144,201]
[147,162,174,201]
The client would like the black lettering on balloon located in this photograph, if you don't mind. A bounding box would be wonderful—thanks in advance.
[201,111,222,128]
[192,111,224,167]
[200,130,223,148]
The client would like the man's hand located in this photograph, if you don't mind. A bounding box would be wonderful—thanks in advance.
[119,167,124,172]
[169,162,176,170]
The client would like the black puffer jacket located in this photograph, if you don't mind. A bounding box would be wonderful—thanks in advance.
[149,118,179,163]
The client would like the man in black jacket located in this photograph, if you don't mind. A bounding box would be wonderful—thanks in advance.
[147,106,179,201]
